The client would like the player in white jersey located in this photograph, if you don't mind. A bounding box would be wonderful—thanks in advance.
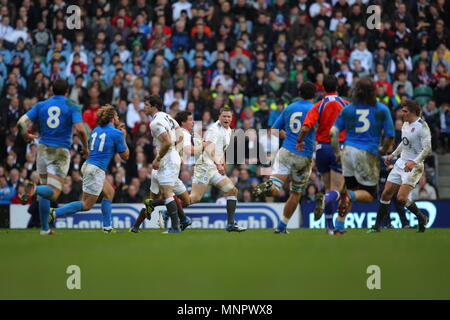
[130,111,201,232]
[190,107,246,232]
[370,101,430,233]
[142,95,187,233]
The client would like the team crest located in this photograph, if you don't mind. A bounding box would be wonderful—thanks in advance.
[411,128,415,132]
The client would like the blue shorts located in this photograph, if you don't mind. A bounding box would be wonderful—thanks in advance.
[315,143,342,174]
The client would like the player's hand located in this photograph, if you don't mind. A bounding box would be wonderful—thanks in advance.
[81,147,89,159]
[384,154,394,166]
[216,163,225,175]
[152,158,160,170]
[334,151,341,164]
[23,133,38,143]
[296,141,305,152]
[118,123,127,138]
[404,160,416,172]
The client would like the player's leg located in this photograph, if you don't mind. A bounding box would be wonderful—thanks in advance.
[215,176,246,232]
[275,155,311,233]
[131,191,161,233]
[159,184,180,232]
[397,185,428,232]
[174,179,191,230]
[190,164,211,204]
[101,180,115,232]
[369,181,400,232]
[52,192,98,218]
[253,148,288,197]
[190,183,208,204]
[393,196,410,228]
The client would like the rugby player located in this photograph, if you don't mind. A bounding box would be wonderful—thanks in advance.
[17,79,89,235]
[48,105,129,233]
[190,107,246,232]
[330,77,395,234]
[253,82,317,234]
[130,111,199,233]
[144,95,186,233]
[369,100,430,233]
[296,75,348,234]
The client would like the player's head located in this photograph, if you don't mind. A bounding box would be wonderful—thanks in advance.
[144,95,163,115]
[323,75,338,93]
[352,77,376,106]
[52,78,68,95]
[97,104,119,127]
[299,81,316,100]
[219,107,233,128]
[175,111,194,131]
[401,100,422,122]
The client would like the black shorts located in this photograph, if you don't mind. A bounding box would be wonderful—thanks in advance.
[344,176,377,199]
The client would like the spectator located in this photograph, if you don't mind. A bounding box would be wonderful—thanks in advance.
[0,175,15,204]
[410,174,437,201]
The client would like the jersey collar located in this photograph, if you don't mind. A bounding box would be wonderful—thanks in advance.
[324,92,338,97]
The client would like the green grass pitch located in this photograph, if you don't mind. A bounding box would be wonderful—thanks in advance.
[1,228,450,300]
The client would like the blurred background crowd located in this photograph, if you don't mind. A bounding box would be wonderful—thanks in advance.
[0,0,449,212]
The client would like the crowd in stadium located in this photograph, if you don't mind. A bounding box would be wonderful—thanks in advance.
[0,0,449,209]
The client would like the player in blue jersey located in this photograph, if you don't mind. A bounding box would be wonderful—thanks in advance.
[253,82,316,233]
[17,79,89,235]
[48,105,129,233]
[330,78,395,234]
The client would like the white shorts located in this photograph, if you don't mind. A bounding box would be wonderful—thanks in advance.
[387,160,424,187]
[272,148,312,188]
[81,162,106,196]
[150,169,187,196]
[157,151,181,186]
[341,145,379,187]
[192,163,226,186]
[37,144,70,188]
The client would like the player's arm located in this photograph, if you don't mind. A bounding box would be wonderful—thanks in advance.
[297,106,319,150]
[74,122,90,159]
[379,105,395,158]
[330,126,340,156]
[156,131,172,162]
[17,114,38,143]
[385,142,402,166]
[118,125,130,161]
[271,109,286,140]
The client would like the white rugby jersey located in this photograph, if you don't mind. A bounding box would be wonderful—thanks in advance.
[392,118,431,167]
[150,111,179,156]
[197,120,232,166]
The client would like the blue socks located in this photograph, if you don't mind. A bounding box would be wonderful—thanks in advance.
[101,199,112,228]
[55,201,84,217]
[325,190,339,203]
[324,190,340,230]
[277,221,287,232]
[36,185,54,199]
[349,190,356,202]
[335,220,345,232]
[39,198,51,231]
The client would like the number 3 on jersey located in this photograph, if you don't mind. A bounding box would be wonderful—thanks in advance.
[289,112,303,133]
[46,106,61,128]
[90,132,106,152]
[355,109,370,133]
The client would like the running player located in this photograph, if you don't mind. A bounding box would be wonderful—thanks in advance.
[130,111,203,232]
[144,95,186,233]
[330,77,395,234]
[296,75,348,234]
[190,107,246,232]
[253,82,317,233]
[17,79,89,235]
[369,100,430,233]
[48,105,129,233]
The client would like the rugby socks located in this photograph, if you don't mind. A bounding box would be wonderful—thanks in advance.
[348,190,356,202]
[39,197,51,231]
[36,185,54,200]
[174,197,187,221]
[101,199,112,229]
[374,200,391,230]
[335,219,345,232]
[226,196,237,225]
[406,202,427,226]
[324,190,339,230]
[55,201,84,217]
[151,199,165,207]
[165,198,180,229]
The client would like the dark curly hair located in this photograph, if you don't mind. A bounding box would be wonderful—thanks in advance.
[352,77,377,106]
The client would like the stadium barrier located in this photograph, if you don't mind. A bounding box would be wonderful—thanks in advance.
[8,201,450,229]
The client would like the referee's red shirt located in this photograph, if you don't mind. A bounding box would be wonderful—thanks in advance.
[303,93,348,143]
